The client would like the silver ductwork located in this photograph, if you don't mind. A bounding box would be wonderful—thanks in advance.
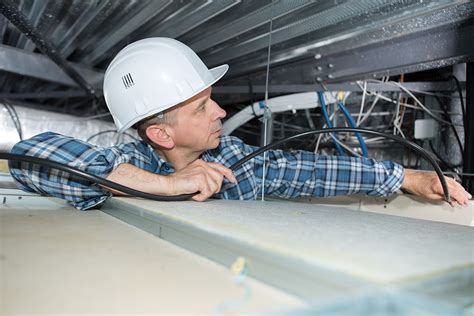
[0,103,138,152]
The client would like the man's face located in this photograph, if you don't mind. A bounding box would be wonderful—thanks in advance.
[169,87,226,152]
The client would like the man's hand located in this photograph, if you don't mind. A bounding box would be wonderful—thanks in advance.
[166,159,237,201]
[401,169,472,207]
[105,161,236,201]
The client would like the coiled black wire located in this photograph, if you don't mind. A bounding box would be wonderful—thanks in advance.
[0,128,450,202]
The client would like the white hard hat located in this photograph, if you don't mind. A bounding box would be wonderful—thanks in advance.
[103,37,229,132]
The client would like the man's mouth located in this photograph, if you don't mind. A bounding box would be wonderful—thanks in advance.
[210,121,222,134]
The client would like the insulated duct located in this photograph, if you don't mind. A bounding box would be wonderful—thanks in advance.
[0,103,138,152]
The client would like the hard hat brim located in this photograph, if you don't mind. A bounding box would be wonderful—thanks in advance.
[208,64,229,87]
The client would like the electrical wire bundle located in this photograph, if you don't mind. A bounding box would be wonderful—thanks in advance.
[317,91,368,157]
[356,78,465,176]
[231,76,464,184]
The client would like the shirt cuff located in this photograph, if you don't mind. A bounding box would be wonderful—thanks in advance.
[367,161,405,197]
[72,192,112,211]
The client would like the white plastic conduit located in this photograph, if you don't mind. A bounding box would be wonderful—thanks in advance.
[222,91,344,135]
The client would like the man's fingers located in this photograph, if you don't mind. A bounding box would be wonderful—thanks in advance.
[207,162,237,184]
[194,167,223,200]
[445,177,471,205]
[192,193,207,202]
[425,193,445,201]
[199,165,225,192]
[194,174,221,201]
[205,172,221,194]
[402,170,471,207]
[171,160,237,202]
[450,200,459,208]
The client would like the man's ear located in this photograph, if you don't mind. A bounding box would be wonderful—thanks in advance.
[145,125,175,149]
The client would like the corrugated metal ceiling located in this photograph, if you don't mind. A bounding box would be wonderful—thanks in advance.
[0,0,472,114]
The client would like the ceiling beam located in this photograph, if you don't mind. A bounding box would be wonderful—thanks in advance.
[0,44,103,88]
[213,81,462,94]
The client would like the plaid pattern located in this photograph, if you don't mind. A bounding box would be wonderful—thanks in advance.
[9,132,404,210]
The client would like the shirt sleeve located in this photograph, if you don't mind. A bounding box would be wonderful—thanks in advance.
[214,136,405,200]
[8,132,158,210]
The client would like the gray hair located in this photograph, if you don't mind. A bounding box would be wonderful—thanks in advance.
[136,110,176,144]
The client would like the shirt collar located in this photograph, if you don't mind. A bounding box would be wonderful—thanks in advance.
[144,142,176,174]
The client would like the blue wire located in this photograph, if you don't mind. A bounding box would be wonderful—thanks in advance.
[337,101,369,157]
[317,92,345,155]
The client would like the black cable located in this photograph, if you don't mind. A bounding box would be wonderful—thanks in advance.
[429,140,460,172]
[0,128,451,203]
[229,128,451,202]
[434,96,464,156]
[86,129,139,143]
[2,152,195,201]
[448,75,466,128]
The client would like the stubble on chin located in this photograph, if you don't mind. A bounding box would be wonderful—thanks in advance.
[208,135,221,149]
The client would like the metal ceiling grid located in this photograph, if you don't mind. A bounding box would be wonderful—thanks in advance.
[0,0,472,114]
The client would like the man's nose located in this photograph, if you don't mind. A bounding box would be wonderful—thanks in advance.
[211,100,226,120]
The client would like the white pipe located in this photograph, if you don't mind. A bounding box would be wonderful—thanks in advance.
[222,91,343,135]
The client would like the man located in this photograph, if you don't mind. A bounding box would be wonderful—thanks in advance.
[9,38,471,210]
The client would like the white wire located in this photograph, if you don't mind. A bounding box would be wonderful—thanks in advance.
[347,136,385,143]
[356,82,463,126]
[334,137,361,157]
[314,112,335,154]
[357,80,367,126]
[392,95,406,139]
[368,80,457,126]
[342,92,350,104]
[355,79,387,126]
[391,81,451,125]
[304,108,315,129]
[364,79,464,99]
[313,110,361,157]
[314,133,323,154]
[393,95,400,136]
[261,0,275,202]
[357,91,381,126]
[398,97,407,137]
[315,133,361,157]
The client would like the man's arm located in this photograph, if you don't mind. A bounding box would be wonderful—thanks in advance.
[9,132,235,209]
[212,136,405,200]
[213,136,472,206]
[9,132,118,210]
[106,159,236,201]
[401,169,471,206]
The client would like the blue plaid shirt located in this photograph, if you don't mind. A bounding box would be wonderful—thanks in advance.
[9,132,404,210]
